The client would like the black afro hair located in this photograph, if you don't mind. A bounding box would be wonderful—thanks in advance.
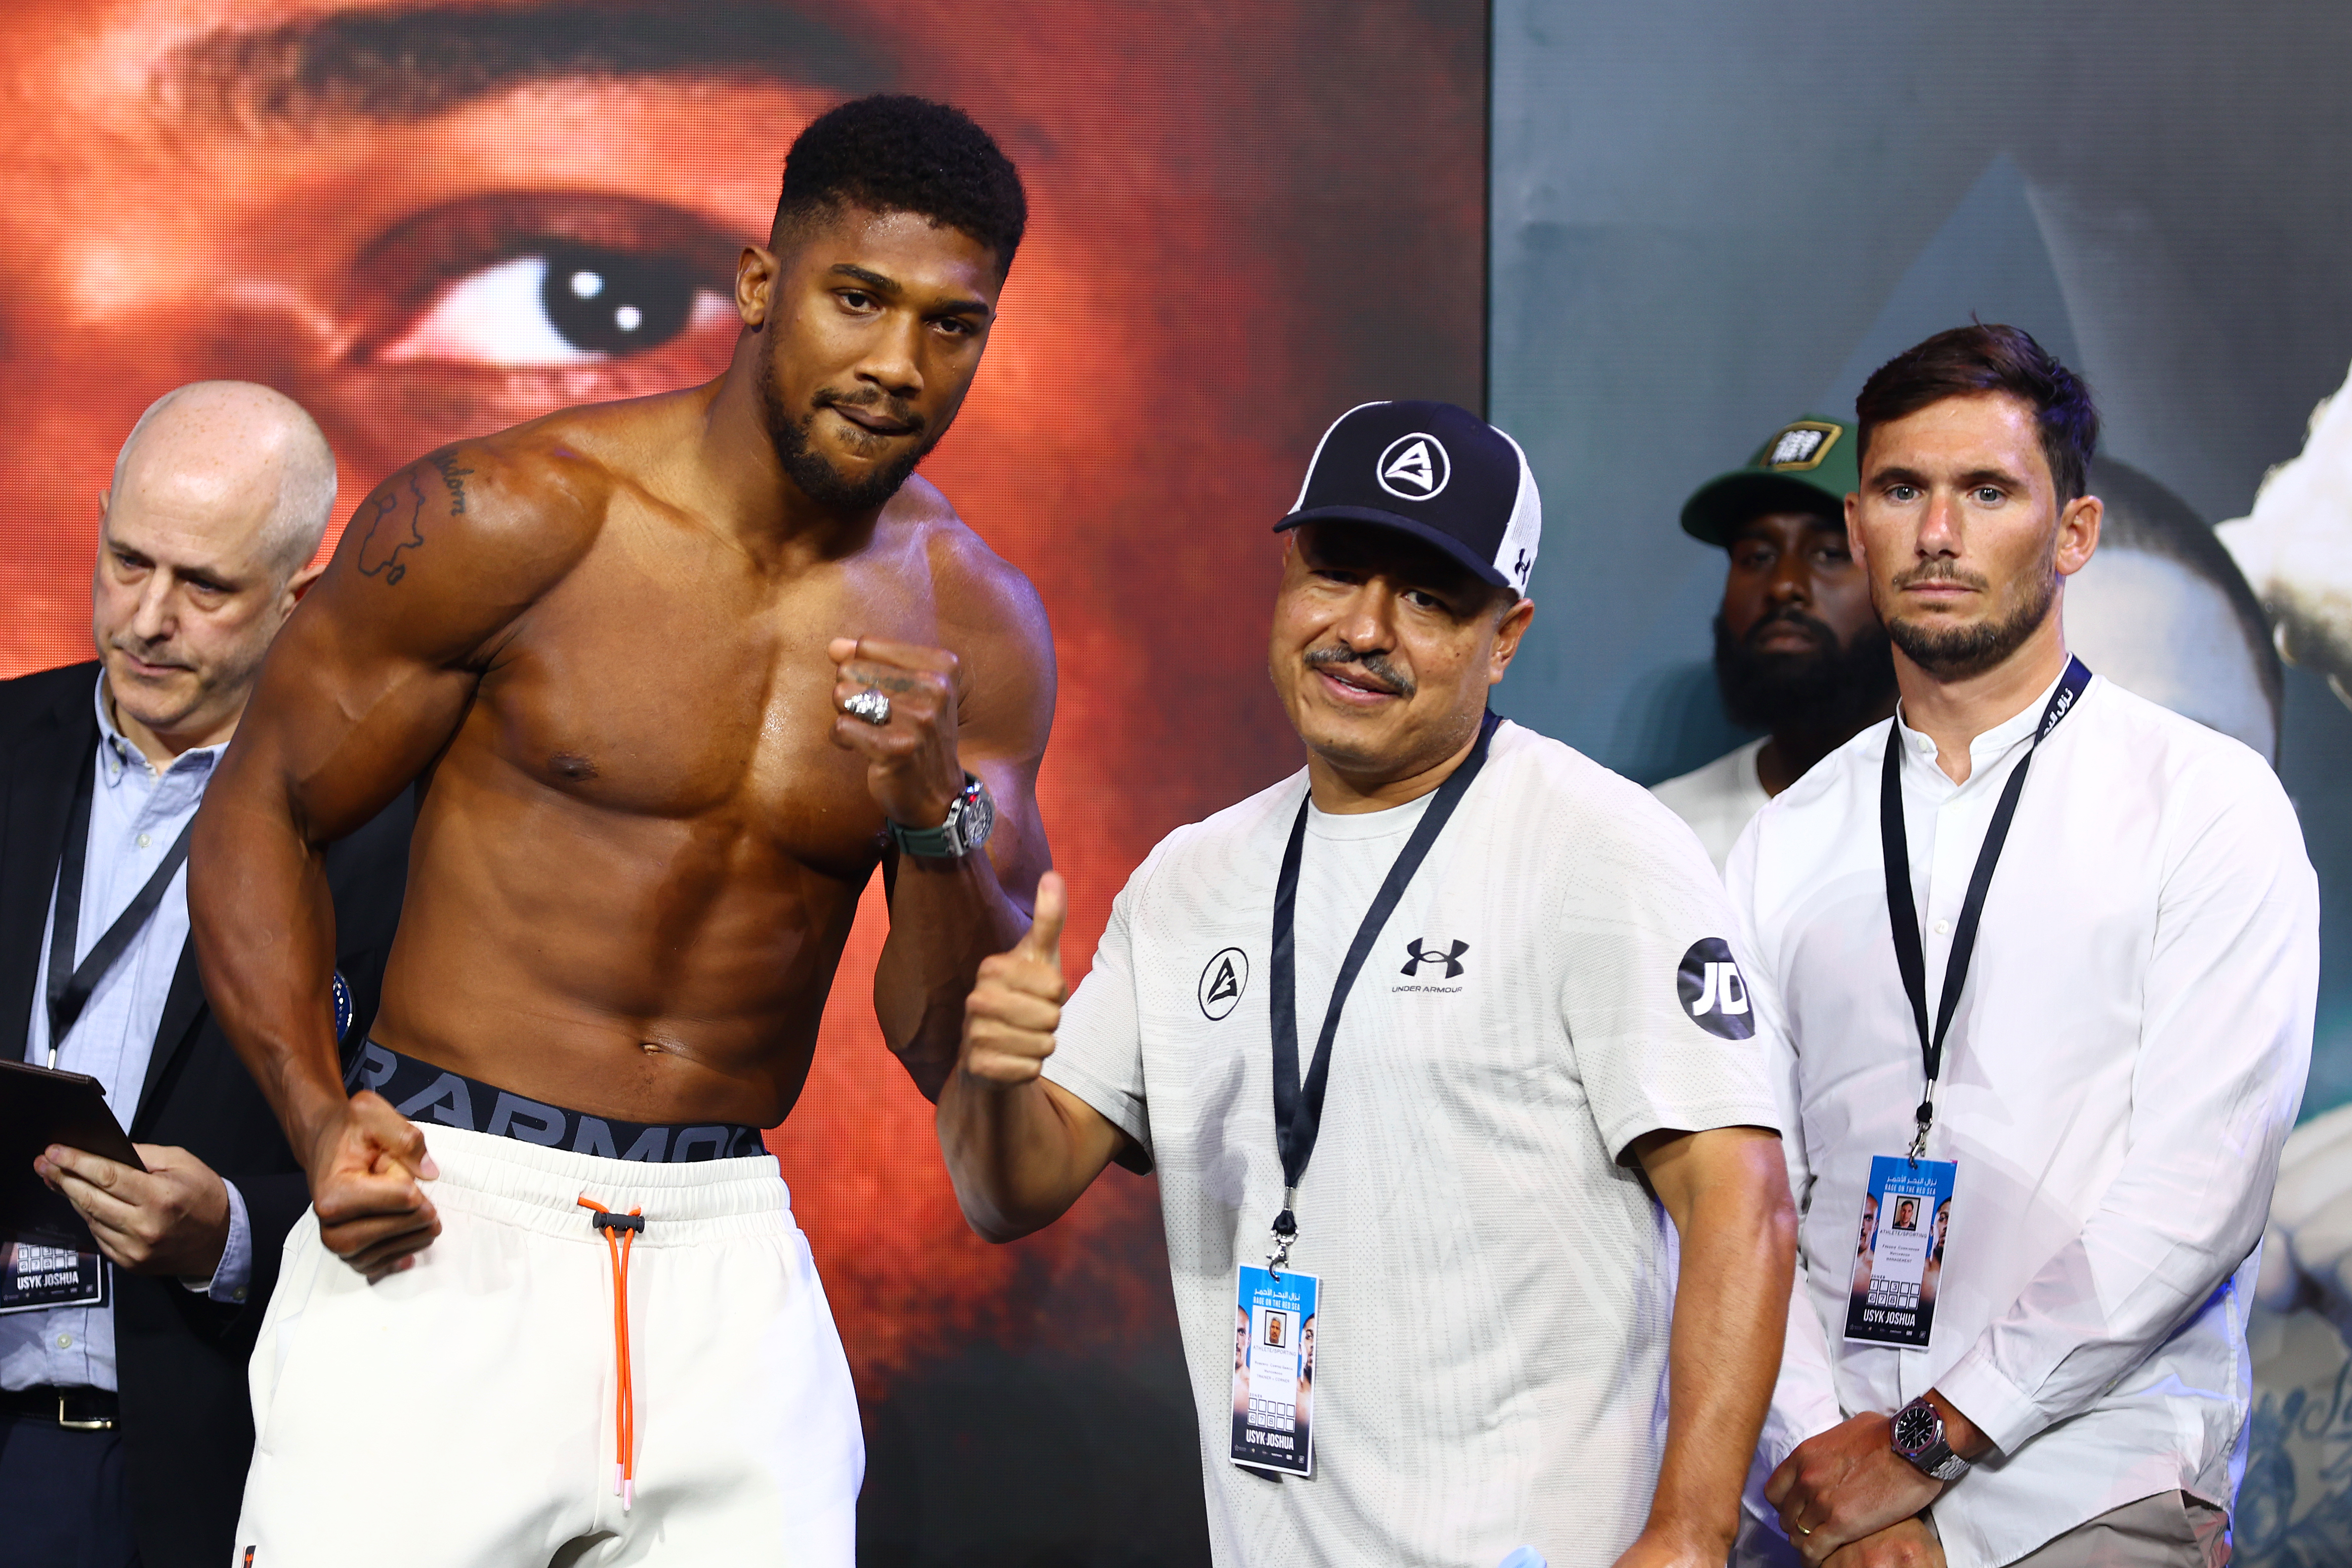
[772,95,1027,271]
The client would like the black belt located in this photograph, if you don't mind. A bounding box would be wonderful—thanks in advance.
[0,1384,118,1430]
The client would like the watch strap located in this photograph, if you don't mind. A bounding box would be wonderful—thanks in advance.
[888,774,994,860]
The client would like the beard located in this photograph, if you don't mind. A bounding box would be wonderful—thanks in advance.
[1881,558,2059,682]
[1713,609,1898,735]
[759,353,942,515]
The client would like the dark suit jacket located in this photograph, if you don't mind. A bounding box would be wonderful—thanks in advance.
[0,661,410,1568]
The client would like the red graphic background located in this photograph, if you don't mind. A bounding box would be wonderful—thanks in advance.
[0,4,1484,1556]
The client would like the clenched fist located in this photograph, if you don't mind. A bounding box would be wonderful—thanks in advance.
[306,1090,441,1283]
[829,635,965,829]
[960,871,1068,1085]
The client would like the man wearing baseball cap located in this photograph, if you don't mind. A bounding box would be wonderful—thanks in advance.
[1653,416,1897,871]
[938,401,1797,1567]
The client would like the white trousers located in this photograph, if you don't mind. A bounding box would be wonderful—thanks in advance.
[233,1123,862,1567]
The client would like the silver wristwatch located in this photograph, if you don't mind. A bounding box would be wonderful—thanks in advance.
[1890,1395,1970,1482]
[887,773,996,860]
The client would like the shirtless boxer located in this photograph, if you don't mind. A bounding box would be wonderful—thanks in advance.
[186,95,1049,1565]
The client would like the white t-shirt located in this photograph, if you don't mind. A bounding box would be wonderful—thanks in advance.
[1650,737,1770,875]
[1044,720,1783,1568]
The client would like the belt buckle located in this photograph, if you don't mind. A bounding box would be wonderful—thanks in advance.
[56,1392,114,1431]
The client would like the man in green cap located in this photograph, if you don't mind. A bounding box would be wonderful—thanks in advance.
[1651,415,1897,870]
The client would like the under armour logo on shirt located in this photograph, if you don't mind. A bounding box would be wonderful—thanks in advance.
[1401,938,1469,979]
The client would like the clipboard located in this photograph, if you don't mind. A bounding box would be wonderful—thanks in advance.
[0,1057,145,1248]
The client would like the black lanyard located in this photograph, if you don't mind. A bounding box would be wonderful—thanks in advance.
[1266,709,1499,1269]
[1880,657,2090,1158]
[44,749,196,1067]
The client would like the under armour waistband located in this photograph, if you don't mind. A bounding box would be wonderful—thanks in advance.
[347,1040,769,1163]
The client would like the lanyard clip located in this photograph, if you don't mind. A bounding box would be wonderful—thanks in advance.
[1908,1098,1934,1164]
[1267,1188,1298,1278]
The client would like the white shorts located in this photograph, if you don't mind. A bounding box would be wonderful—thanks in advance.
[234,1123,863,1567]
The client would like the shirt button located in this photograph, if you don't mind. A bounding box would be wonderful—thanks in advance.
[1933,918,1951,936]
[1916,736,1934,753]
[136,832,151,849]
[55,1332,72,1349]
[233,1288,248,1302]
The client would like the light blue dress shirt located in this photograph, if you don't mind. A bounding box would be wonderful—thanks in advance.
[0,676,254,1393]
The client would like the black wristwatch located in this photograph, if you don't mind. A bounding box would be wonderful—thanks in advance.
[887,773,996,861]
[1891,1395,1970,1482]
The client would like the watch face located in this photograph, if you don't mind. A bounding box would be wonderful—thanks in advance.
[961,783,995,850]
[1892,1404,1939,1454]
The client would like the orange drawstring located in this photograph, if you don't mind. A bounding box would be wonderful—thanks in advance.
[577,1197,645,1511]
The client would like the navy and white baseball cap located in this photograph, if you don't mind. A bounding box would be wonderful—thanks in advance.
[1276,401,1541,595]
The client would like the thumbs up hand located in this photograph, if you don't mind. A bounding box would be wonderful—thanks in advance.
[960,871,1070,1087]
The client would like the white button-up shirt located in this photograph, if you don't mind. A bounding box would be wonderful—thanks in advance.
[0,676,253,1394]
[1728,669,2318,1568]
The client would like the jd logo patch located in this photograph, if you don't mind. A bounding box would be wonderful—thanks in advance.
[1376,432,1451,500]
[1401,938,1468,979]
[1198,947,1249,1021]
[1676,938,1754,1039]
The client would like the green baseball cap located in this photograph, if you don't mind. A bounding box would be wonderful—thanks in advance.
[1680,414,1859,547]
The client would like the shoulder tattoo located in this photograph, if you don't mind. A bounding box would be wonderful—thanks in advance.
[355,454,476,586]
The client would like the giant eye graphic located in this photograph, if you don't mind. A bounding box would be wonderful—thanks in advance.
[385,245,727,365]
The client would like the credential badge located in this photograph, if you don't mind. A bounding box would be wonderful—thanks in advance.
[1199,947,1249,1021]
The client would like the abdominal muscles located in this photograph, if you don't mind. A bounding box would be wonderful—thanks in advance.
[369,765,877,1128]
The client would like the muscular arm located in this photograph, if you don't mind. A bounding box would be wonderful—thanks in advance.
[190,446,580,1274]
[1619,1124,1798,1568]
[834,526,1056,1100]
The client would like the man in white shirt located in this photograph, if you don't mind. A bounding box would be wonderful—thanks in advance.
[1652,416,1896,871]
[1734,325,2319,1568]
[938,400,1797,1568]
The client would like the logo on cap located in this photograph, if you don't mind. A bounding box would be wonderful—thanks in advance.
[1376,433,1451,500]
[1762,422,1841,472]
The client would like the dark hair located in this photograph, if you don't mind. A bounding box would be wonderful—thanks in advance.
[772,95,1027,271]
[1855,324,2099,502]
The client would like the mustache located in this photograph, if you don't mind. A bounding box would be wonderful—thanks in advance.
[1304,643,1416,697]
[1892,560,1990,593]
[814,388,926,436]
[1741,605,1836,650]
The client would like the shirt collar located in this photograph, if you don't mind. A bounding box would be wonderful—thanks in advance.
[93,671,225,786]
[1893,664,2072,777]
